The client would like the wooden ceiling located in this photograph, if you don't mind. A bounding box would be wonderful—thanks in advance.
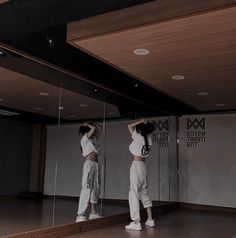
[0,66,120,120]
[0,0,9,4]
[67,0,236,112]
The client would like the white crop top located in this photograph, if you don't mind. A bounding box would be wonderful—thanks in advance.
[81,134,99,157]
[129,130,152,157]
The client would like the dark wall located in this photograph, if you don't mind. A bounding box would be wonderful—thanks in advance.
[0,118,33,195]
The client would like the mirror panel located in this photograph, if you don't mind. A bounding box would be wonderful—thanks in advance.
[0,47,178,236]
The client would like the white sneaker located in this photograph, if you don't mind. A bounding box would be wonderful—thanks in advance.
[76,215,87,222]
[125,222,142,231]
[145,219,155,227]
[89,213,101,220]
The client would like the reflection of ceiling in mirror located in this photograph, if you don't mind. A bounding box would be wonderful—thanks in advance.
[0,0,9,4]
[0,66,120,120]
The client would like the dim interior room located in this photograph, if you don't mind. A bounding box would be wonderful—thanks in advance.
[0,0,236,238]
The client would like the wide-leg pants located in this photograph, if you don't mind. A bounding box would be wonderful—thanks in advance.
[77,160,99,216]
[128,160,152,222]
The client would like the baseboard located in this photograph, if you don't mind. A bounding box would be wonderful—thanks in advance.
[1,192,43,200]
[179,202,236,213]
[43,195,129,204]
[18,191,43,199]
[43,195,177,206]
[43,194,78,201]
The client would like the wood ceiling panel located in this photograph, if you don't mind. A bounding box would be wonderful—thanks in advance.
[68,5,236,111]
[0,67,119,120]
[67,0,236,42]
[0,0,9,4]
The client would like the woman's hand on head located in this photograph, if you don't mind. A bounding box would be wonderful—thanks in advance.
[140,118,147,124]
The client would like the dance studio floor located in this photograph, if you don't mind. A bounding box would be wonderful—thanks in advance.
[0,197,129,236]
[65,210,236,238]
[1,198,235,238]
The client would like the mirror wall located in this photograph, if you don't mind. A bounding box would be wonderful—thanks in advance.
[47,87,108,225]
[46,97,178,224]
[0,49,178,237]
[0,63,63,235]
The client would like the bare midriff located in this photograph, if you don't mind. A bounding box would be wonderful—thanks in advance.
[86,151,98,162]
[133,155,145,161]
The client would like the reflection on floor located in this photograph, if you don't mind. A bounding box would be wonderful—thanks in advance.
[0,197,129,236]
[65,210,236,238]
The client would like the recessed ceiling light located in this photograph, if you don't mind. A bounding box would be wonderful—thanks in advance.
[216,103,225,107]
[134,49,150,55]
[58,106,64,110]
[172,75,185,80]
[93,88,99,93]
[35,107,43,111]
[197,92,208,96]
[46,36,54,47]
[39,92,50,96]
[0,49,6,57]
[80,103,88,107]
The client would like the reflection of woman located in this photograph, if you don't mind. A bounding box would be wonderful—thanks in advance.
[76,122,101,222]
[125,119,155,231]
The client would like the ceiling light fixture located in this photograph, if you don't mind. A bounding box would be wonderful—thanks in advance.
[134,48,150,55]
[216,103,225,107]
[35,107,43,111]
[172,75,185,80]
[197,92,208,96]
[0,49,7,57]
[68,114,77,118]
[134,83,139,88]
[46,36,54,48]
[93,88,98,93]
[80,103,88,107]
[39,92,50,96]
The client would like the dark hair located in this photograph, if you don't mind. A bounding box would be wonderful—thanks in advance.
[79,125,90,135]
[136,122,154,149]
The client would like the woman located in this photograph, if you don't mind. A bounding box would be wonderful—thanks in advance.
[125,118,155,231]
[76,122,101,222]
